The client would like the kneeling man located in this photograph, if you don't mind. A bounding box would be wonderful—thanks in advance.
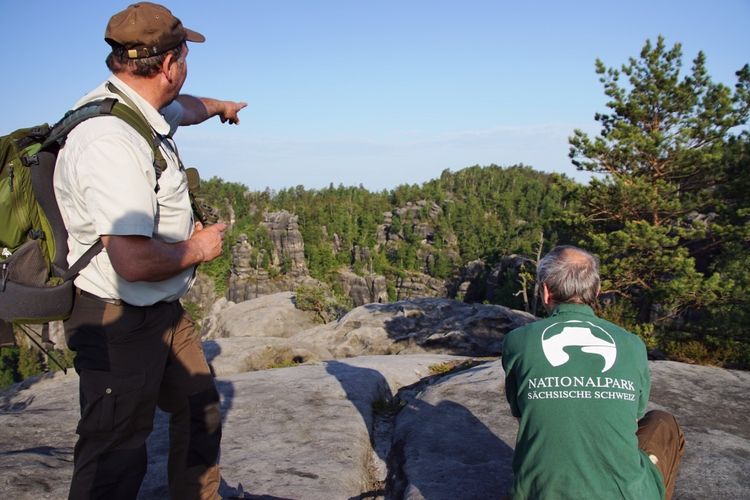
[502,245,685,499]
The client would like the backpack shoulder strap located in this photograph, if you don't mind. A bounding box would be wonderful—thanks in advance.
[44,89,167,192]
[105,83,168,189]
[38,87,169,281]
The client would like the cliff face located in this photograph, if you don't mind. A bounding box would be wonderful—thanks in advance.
[219,206,532,309]
[335,269,389,306]
[228,211,311,302]
[223,206,458,307]
[262,210,308,277]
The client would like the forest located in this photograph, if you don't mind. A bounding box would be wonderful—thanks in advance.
[2,36,748,387]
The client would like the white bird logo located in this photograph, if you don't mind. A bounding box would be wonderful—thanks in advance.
[541,321,617,373]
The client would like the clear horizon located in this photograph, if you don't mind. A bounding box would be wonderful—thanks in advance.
[2,0,748,191]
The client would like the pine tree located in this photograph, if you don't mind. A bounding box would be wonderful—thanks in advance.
[569,36,750,332]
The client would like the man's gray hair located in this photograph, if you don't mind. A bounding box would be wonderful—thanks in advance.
[537,245,600,307]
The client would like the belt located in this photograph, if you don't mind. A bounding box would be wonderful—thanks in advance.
[76,288,126,306]
[75,288,173,308]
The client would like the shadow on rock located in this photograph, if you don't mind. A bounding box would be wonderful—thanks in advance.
[204,339,236,425]
[388,394,514,499]
[326,357,515,499]
[325,359,393,458]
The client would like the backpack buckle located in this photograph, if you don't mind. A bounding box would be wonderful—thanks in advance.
[21,154,39,167]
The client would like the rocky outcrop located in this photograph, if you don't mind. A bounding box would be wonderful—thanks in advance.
[213,203,545,311]
[261,210,308,277]
[379,201,444,245]
[226,211,390,307]
[227,211,318,302]
[335,269,389,306]
[288,296,535,361]
[449,255,536,306]
[202,292,319,340]
[201,294,534,376]
[1,356,747,500]
[378,200,460,277]
[395,272,447,299]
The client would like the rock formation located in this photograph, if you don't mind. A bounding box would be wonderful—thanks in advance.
[261,210,308,277]
[202,292,319,340]
[1,352,747,499]
[227,211,319,302]
[201,295,535,375]
[449,255,536,306]
[224,203,531,308]
[335,269,389,306]
[394,272,447,300]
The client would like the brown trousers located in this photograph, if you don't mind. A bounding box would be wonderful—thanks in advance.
[637,410,686,500]
[64,291,221,500]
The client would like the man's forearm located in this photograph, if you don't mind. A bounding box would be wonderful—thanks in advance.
[176,95,247,126]
[102,234,204,282]
[103,222,226,283]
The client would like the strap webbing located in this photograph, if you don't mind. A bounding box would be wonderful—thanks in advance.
[49,84,170,282]
[62,239,104,282]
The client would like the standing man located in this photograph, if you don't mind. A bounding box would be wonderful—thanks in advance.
[53,3,247,498]
[502,246,685,499]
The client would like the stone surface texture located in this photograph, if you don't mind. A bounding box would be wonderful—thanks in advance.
[1,296,747,499]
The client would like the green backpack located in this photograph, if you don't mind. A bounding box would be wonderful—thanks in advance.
[0,95,166,325]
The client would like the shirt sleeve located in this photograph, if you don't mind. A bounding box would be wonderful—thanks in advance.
[76,125,157,237]
[502,331,522,418]
[161,100,184,137]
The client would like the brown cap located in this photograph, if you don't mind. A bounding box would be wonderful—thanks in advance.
[105,2,205,59]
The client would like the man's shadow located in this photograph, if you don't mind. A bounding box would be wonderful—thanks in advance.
[326,359,514,499]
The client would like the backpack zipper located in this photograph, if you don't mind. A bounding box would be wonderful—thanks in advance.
[1,261,8,292]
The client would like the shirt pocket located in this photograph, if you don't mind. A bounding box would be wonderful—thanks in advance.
[153,168,193,242]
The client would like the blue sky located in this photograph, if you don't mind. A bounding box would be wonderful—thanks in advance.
[2,1,748,191]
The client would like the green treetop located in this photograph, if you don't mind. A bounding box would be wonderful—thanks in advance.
[568,36,750,332]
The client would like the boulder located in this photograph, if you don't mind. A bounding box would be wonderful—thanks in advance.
[203,292,318,340]
[292,298,536,358]
[201,296,535,376]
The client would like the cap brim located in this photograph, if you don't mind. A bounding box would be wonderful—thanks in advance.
[185,27,205,43]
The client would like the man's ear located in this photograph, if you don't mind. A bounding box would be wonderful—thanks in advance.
[161,53,177,81]
[541,283,552,306]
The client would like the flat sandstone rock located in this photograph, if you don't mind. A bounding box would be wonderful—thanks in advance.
[0,357,747,499]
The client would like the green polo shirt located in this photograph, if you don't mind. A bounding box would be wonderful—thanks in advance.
[502,303,664,499]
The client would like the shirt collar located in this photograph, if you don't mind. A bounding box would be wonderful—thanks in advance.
[551,303,596,317]
[107,74,172,136]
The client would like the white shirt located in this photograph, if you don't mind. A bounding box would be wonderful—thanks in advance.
[53,75,195,305]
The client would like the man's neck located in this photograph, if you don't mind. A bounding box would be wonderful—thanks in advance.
[113,72,168,110]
